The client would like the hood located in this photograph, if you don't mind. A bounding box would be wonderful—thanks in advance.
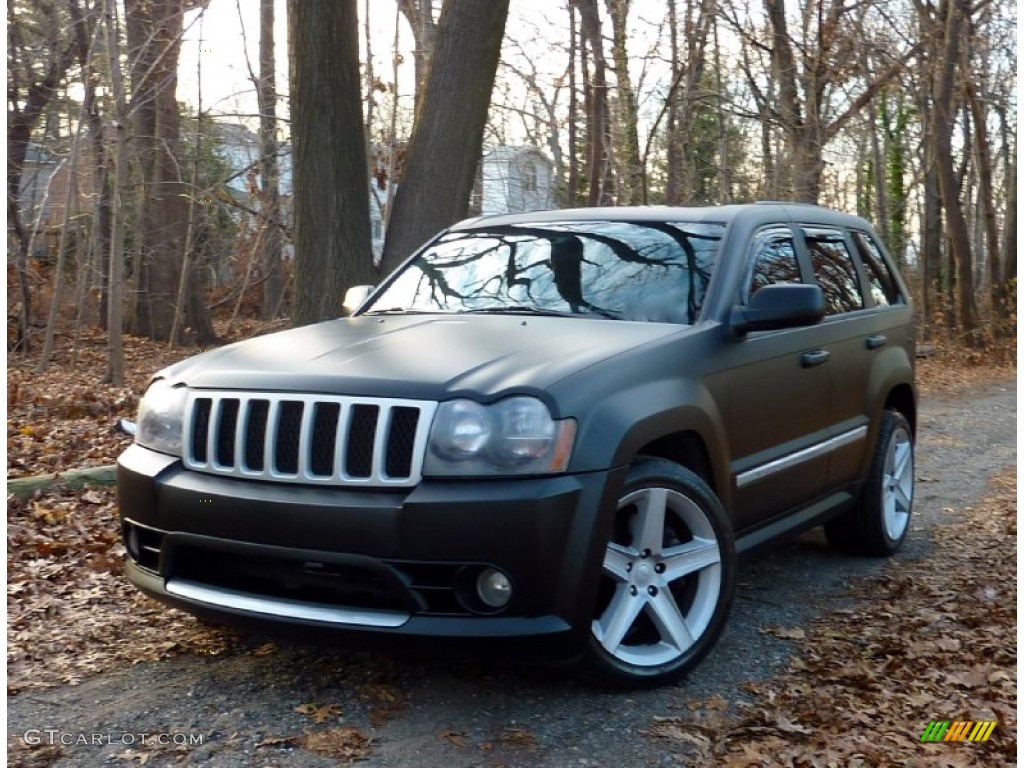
[159,314,686,402]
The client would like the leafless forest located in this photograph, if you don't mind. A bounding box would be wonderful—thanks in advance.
[8,0,1017,379]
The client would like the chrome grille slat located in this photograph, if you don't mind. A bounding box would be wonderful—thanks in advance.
[234,398,247,471]
[183,392,436,487]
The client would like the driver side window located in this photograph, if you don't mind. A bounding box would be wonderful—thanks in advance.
[745,230,801,303]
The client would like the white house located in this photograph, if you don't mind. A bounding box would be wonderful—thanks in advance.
[476,146,555,216]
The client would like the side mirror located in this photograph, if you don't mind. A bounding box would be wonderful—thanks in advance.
[342,285,375,316]
[730,284,825,335]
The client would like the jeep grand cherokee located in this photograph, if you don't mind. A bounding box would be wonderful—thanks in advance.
[117,204,916,687]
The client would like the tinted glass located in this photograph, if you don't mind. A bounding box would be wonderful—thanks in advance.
[804,228,864,315]
[746,233,801,301]
[852,230,903,307]
[367,221,725,324]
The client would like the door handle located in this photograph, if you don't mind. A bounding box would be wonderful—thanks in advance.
[865,334,887,350]
[801,350,830,368]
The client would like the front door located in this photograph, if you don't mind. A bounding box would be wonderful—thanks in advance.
[722,226,831,531]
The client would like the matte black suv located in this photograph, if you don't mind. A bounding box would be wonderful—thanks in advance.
[117,204,916,687]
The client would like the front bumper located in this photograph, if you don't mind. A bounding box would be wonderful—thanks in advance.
[117,444,625,659]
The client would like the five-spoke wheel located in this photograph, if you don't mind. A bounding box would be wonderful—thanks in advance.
[826,410,915,556]
[579,458,735,688]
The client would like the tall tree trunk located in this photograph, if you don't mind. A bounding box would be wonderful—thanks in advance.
[665,0,682,204]
[397,0,438,118]
[125,0,215,343]
[605,0,643,205]
[380,0,510,273]
[868,103,890,245]
[566,3,580,207]
[932,0,980,340]
[571,0,614,206]
[288,0,375,325]
[999,142,1016,321]
[7,0,83,352]
[103,0,127,385]
[258,0,284,318]
[966,80,1002,321]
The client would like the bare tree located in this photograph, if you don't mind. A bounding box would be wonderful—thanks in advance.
[257,0,284,317]
[397,0,438,116]
[288,0,374,326]
[125,0,216,343]
[103,0,127,384]
[7,0,86,351]
[380,0,511,273]
[571,0,614,206]
[605,0,643,204]
[930,0,980,339]
[761,0,919,202]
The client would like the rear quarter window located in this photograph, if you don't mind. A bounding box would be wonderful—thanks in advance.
[852,230,904,307]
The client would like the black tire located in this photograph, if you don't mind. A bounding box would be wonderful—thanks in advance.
[575,458,736,688]
[825,410,914,557]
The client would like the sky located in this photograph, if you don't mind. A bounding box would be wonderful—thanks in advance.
[177,0,674,140]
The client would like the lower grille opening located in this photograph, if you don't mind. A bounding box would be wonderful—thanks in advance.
[124,522,164,572]
[171,547,413,613]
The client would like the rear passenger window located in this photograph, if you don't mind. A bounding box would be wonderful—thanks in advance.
[803,228,864,315]
[745,230,801,302]
[852,230,903,307]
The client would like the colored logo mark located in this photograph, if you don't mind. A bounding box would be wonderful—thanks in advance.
[920,721,996,742]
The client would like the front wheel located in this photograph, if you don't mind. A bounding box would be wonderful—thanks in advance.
[576,458,736,688]
[825,409,915,556]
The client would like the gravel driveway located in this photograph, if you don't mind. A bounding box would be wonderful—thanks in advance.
[8,380,1015,767]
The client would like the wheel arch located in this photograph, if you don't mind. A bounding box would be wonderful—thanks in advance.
[636,432,716,492]
[567,378,732,512]
[883,382,917,435]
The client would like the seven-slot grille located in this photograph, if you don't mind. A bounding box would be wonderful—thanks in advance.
[183,392,437,487]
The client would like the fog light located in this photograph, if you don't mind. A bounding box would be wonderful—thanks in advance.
[476,568,512,608]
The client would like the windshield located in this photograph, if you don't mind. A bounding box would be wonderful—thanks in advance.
[364,220,725,324]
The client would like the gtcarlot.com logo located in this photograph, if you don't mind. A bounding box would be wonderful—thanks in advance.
[24,730,204,747]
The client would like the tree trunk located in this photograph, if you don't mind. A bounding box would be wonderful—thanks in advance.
[966,80,1002,320]
[125,0,216,344]
[7,0,83,352]
[868,104,890,245]
[566,3,580,207]
[288,0,375,325]
[605,0,643,205]
[999,142,1016,319]
[380,0,510,274]
[397,0,438,118]
[258,0,284,318]
[571,0,614,206]
[103,0,127,385]
[665,0,682,204]
[932,0,980,340]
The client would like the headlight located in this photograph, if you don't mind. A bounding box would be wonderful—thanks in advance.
[135,379,188,456]
[424,397,576,476]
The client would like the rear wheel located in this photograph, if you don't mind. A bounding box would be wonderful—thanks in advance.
[577,458,736,688]
[825,409,914,556]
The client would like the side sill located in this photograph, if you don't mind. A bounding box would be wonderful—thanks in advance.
[735,489,856,557]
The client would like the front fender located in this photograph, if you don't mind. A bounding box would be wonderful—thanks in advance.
[568,378,732,510]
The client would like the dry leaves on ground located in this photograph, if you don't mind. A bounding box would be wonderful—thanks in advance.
[915,345,1016,397]
[649,471,1017,766]
[7,322,286,478]
[6,485,242,693]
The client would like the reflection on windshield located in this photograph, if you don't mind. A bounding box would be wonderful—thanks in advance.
[365,220,725,324]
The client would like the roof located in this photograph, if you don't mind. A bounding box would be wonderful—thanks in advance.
[451,203,872,232]
[482,145,552,163]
